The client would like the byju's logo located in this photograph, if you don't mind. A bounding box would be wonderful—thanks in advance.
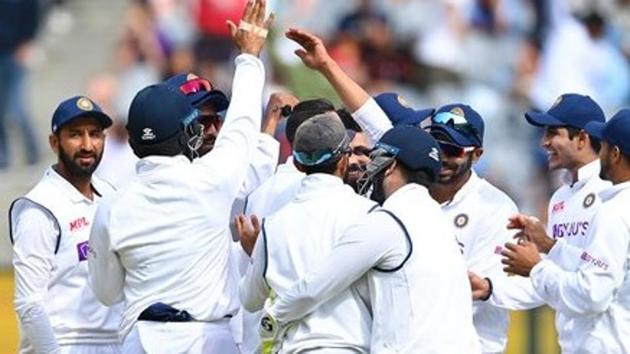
[77,241,89,262]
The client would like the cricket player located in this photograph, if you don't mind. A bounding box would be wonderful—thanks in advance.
[265,125,480,353]
[87,1,273,352]
[236,96,332,354]
[470,93,610,353]
[285,27,515,353]
[501,108,630,353]
[240,112,377,353]
[10,96,121,353]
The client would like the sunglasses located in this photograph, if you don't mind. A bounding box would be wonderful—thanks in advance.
[198,113,222,131]
[437,140,475,158]
[432,112,481,144]
[179,78,213,95]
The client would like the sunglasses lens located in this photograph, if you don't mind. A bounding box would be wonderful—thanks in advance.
[432,112,480,143]
[438,142,465,157]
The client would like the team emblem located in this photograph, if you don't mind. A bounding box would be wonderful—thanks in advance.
[450,107,465,117]
[583,193,595,208]
[454,213,469,228]
[141,128,156,141]
[76,97,93,111]
[397,95,411,109]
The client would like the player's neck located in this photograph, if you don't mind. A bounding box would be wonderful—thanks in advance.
[430,170,472,204]
[53,164,94,200]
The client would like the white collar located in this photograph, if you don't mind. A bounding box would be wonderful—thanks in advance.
[45,166,103,204]
[570,159,601,189]
[136,155,190,174]
[599,181,630,202]
[295,173,346,201]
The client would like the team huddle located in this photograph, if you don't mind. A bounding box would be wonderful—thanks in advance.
[9,1,630,353]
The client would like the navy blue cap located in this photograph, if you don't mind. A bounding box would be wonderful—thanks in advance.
[126,84,199,145]
[51,96,113,133]
[525,93,605,130]
[375,92,434,126]
[378,125,441,178]
[430,103,484,147]
[165,73,229,111]
[585,108,630,157]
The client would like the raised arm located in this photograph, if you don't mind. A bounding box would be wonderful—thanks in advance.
[285,28,392,145]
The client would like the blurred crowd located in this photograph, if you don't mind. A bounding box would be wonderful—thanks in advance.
[4,0,630,219]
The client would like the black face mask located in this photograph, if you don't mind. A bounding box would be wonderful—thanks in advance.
[369,170,387,205]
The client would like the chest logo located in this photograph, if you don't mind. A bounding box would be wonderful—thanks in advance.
[454,213,469,228]
[552,201,565,214]
[69,217,90,232]
[77,241,89,262]
[583,193,596,208]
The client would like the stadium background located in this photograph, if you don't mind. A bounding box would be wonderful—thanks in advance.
[3,0,630,352]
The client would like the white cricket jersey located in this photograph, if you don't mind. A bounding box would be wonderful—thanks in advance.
[442,171,518,353]
[270,184,481,354]
[88,53,266,342]
[543,160,610,353]
[352,97,509,353]
[240,174,376,353]
[531,181,630,353]
[488,160,610,352]
[10,168,121,352]
[234,156,304,354]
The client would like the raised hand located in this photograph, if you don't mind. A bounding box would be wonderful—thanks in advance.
[227,0,275,57]
[235,214,261,256]
[285,28,332,71]
[263,92,300,135]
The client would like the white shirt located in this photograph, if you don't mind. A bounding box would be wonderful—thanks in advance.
[240,173,376,353]
[443,171,518,353]
[352,96,508,353]
[269,184,480,354]
[11,168,121,353]
[531,181,630,354]
[488,160,611,353]
[233,156,304,354]
[88,53,266,341]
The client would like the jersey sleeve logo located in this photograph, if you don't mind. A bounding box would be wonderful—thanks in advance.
[454,213,469,228]
[583,193,596,208]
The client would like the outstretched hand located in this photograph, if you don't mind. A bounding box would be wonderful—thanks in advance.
[285,28,332,71]
[227,0,275,57]
[507,214,554,253]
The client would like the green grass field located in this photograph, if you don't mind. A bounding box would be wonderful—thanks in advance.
[0,270,558,354]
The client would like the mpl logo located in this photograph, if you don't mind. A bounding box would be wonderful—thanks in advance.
[69,217,90,232]
[76,241,90,262]
[552,201,565,214]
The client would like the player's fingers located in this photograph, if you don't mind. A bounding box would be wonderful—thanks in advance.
[226,20,237,38]
[256,0,266,25]
[251,214,260,232]
[263,12,275,30]
[251,0,262,25]
[503,241,521,253]
[242,0,254,22]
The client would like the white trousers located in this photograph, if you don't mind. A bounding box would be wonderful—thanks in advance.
[122,320,238,354]
[58,344,121,354]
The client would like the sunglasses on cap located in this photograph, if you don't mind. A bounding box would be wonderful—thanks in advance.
[437,140,475,158]
[432,111,481,144]
[293,136,352,166]
[179,78,213,96]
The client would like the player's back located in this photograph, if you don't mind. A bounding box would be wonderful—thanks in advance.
[368,183,480,354]
[102,156,240,340]
[264,173,375,353]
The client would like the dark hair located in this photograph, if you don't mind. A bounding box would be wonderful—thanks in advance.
[337,108,362,132]
[566,126,601,153]
[285,98,335,145]
[294,155,341,175]
[398,162,435,187]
